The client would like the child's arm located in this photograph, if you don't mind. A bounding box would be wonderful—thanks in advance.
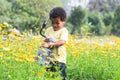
[41,40,66,48]
[50,40,66,47]
[42,28,68,48]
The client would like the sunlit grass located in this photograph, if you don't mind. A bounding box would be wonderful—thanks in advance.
[67,35,120,80]
[0,33,120,80]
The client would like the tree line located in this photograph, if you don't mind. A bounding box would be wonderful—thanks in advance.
[0,0,62,33]
[67,3,120,36]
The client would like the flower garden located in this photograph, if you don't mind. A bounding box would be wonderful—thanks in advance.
[0,23,120,80]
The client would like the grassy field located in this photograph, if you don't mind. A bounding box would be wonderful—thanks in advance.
[0,34,120,80]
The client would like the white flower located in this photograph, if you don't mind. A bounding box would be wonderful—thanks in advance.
[3,47,10,51]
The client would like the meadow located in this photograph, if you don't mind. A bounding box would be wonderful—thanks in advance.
[0,23,120,80]
[0,34,120,80]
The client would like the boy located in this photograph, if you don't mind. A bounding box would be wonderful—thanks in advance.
[38,7,68,80]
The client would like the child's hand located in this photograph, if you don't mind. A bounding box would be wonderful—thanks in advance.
[41,42,50,48]
[44,38,50,42]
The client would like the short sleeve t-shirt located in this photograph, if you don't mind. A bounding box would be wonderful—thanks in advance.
[45,27,68,63]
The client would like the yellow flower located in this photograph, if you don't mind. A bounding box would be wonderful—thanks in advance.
[19,54,27,59]
[0,24,3,28]
[37,72,42,76]
[2,31,7,34]
[3,22,9,27]
[0,45,4,48]
[0,27,2,30]
[0,24,5,28]
[74,52,79,57]
[50,73,53,77]
[15,58,23,62]
[0,52,3,57]
[26,56,35,62]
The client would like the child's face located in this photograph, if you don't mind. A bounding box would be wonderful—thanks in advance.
[51,17,65,31]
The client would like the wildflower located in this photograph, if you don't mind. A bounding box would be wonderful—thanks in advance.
[31,70,34,74]
[3,22,9,27]
[0,52,3,57]
[74,52,79,57]
[0,24,3,28]
[50,73,54,78]
[15,58,23,62]
[37,72,42,76]
[8,75,12,78]
[0,44,3,49]
[3,47,10,51]
[0,27,1,30]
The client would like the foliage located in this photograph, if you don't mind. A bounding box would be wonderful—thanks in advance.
[103,13,113,26]
[112,5,120,36]
[88,0,120,13]
[64,22,73,33]
[87,12,106,35]
[80,24,91,36]
[68,6,87,34]
[0,0,63,32]
[102,13,113,35]
[0,23,13,35]
[85,0,120,36]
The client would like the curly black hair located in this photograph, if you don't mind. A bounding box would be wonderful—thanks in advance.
[49,7,66,21]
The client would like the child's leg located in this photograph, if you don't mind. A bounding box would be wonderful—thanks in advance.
[60,63,67,80]
[35,48,44,65]
[38,49,42,56]
[45,61,57,72]
[35,49,42,60]
[45,61,67,79]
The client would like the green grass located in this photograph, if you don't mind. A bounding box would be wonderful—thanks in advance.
[0,35,120,80]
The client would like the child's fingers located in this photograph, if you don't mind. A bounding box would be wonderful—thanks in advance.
[41,42,49,48]
[44,38,50,42]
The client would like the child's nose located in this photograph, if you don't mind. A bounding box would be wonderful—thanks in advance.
[53,24,57,27]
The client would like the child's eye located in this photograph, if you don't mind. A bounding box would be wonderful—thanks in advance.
[52,22,59,25]
[57,23,59,25]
